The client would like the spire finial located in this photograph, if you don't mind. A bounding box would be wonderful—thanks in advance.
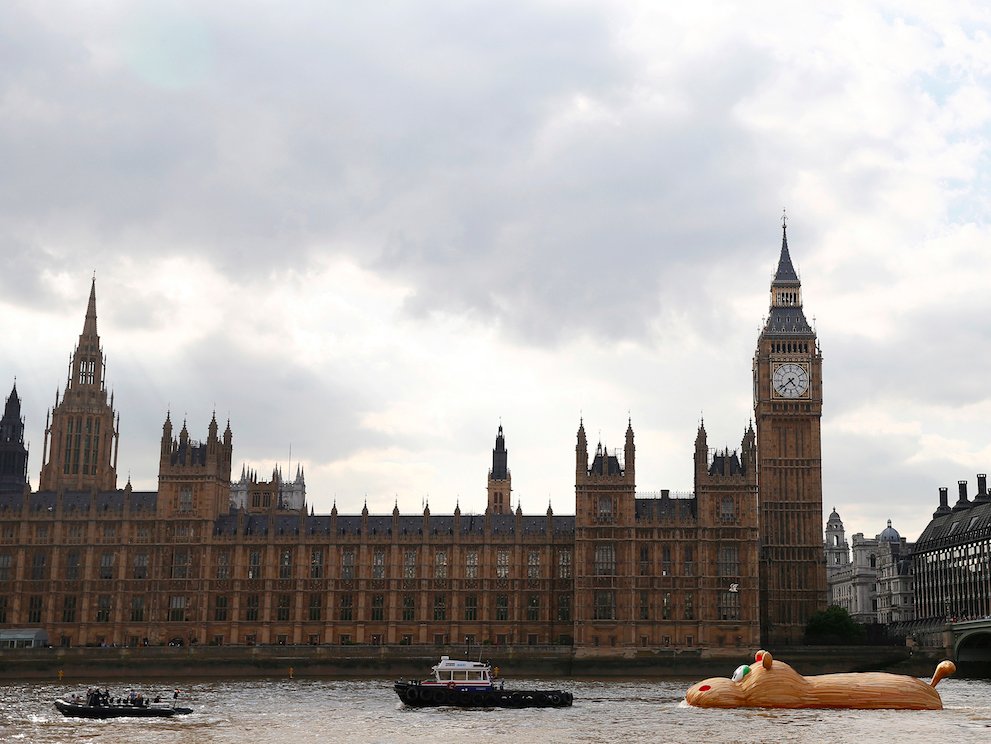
[782,207,787,230]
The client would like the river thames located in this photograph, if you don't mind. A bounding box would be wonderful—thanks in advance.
[3,676,990,743]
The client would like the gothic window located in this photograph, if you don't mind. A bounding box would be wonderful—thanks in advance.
[557,594,571,622]
[28,595,43,623]
[168,595,187,622]
[684,546,695,576]
[213,596,228,622]
[279,548,293,579]
[720,496,735,522]
[339,594,353,621]
[277,594,291,621]
[661,546,672,576]
[717,545,739,577]
[63,595,77,623]
[433,594,446,621]
[0,554,11,581]
[403,550,416,579]
[639,590,649,620]
[684,592,695,620]
[309,593,322,621]
[598,496,612,521]
[402,594,415,621]
[79,359,95,385]
[177,487,193,514]
[495,594,509,621]
[558,550,572,579]
[371,594,385,621]
[310,548,324,579]
[96,595,111,623]
[248,550,262,579]
[372,549,385,579]
[639,545,650,576]
[434,550,447,579]
[465,551,478,579]
[593,590,615,620]
[341,549,355,580]
[464,594,478,621]
[496,551,510,579]
[0,596,7,623]
[718,591,740,620]
[662,592,672,620]
[527,594,539,621]
[244,594,259,621]
[100,552,115,580]
[215,551,230,580]
[31,552,46,581]
[594,544,616,576]
[171,548,189,579]
[527,551,540,579]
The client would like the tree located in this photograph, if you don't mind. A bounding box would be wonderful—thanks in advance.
[804,605,867,645]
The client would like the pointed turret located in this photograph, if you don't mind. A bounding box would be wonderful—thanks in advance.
[624,417,635,479]
[0,382,28,488]
[487,423,511,515]
[208,410,219,442]
[694,420,708,479]
[576,419,588,477]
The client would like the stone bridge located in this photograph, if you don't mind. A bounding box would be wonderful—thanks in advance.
[951,619,991,676]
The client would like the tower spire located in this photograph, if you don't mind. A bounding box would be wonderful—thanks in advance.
[82,276,98,337]
[40,278,119,492]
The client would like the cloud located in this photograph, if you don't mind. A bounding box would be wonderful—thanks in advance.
[1,1,990,546]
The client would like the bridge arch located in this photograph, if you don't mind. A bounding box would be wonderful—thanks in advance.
[953,626,991,677]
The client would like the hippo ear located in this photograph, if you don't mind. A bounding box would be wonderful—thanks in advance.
[755,650,767,663]
[761,651,773,669]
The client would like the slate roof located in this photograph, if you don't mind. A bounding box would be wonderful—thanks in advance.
[915,498,991,551]
[635,496,697,521]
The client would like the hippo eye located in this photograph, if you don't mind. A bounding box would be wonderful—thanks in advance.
[732,664,751,683]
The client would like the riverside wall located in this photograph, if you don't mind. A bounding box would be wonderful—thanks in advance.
[0,643,949,681]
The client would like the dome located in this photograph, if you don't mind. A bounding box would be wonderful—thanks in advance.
[879,519,900,543]
[825,507,843,527]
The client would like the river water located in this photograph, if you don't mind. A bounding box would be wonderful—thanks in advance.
[3,676,990,744]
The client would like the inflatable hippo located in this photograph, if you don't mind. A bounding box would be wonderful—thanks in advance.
[685,650,955,710]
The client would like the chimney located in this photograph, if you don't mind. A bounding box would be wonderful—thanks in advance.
[934,487,951,518]
[977,474,989,502]
[952,480,971,512]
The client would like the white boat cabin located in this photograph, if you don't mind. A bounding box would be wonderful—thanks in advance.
[424,656,494,687]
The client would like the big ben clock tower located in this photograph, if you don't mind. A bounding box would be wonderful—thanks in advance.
[754,216,827,646]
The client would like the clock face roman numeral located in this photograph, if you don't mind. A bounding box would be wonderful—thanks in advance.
[772,363,809,398]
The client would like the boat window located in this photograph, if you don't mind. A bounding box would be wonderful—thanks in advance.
[438,670,452,681]
[468,671,482,681]
[456,671,468,681]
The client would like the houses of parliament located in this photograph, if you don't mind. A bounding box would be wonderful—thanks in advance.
[0,228,826,651]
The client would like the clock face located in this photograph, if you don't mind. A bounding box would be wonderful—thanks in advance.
[772,363,810,398]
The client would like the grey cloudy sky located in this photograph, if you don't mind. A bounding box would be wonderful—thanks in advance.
[2,1,990,544]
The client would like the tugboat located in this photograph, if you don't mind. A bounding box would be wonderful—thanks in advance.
[394,655,573,708]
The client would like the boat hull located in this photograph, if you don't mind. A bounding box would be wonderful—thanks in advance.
[394,682,572,708]
[54,699,193,718]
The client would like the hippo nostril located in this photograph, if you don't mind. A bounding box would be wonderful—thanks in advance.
[699,685,711,692]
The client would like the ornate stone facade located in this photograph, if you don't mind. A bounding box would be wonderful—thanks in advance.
[0,233,812,650]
